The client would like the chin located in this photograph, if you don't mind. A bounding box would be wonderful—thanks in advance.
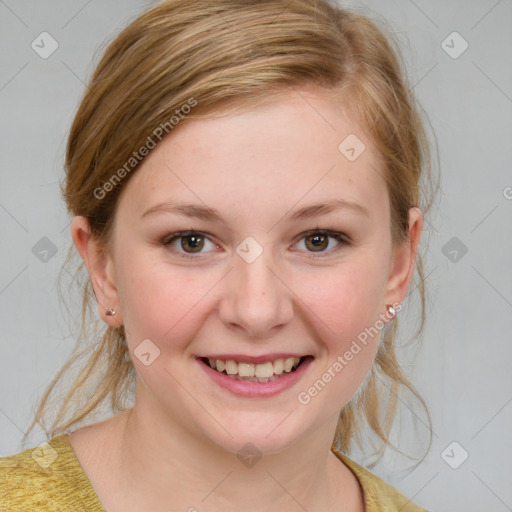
[193,408,315,458]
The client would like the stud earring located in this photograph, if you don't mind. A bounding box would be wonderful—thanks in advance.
[106,308,116,316]
[386,305,396,319]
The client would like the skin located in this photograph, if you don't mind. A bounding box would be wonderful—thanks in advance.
[70,87,423,512]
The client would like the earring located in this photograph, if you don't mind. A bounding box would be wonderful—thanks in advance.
[106,308,116,316]
[386,305,396,319]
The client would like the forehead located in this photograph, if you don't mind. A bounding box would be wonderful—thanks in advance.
[119,88,388,222]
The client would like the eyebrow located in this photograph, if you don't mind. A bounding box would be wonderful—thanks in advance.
[140,202,224,221]
[140,198,369,222]
[288,199,369,220]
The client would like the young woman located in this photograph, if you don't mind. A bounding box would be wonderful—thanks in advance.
[0,1,436,510]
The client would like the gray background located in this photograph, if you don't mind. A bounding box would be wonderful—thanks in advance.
[1,1,511,510]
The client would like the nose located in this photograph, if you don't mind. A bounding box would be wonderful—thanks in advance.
[218,248,294,339]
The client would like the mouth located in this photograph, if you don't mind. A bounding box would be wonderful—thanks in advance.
[197,354,314,398]
[198,355,312,383]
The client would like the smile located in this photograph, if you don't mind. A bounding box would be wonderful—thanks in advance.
[197,355,313,398]
[201,356,304,383]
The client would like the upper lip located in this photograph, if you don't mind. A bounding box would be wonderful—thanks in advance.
[198,353,309,364]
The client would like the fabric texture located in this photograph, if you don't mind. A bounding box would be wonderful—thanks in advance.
[0,433,427,511]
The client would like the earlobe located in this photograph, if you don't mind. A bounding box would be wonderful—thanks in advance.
[384,207,424,306]
[70,216,123,327]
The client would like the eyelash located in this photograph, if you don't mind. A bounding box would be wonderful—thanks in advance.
[161,229,350,260]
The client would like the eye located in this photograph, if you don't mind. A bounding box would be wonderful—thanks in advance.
[294,230,349,254]
[162,231,218,257]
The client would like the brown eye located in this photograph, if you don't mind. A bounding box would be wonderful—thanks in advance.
[305,233,329,251]
[163,231,217,257]
[294,230,349,255]
[181,234,204,253]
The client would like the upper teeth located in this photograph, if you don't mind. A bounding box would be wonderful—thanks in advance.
[208,357,301,378]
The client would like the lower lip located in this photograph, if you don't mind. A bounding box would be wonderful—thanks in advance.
[197,357,313,398]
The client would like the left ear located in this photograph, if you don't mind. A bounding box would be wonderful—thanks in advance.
[383,207,423,306]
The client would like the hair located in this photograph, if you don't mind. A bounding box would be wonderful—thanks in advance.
[24,0,438,466]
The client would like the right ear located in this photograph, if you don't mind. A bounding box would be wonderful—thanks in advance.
[70,216,123,327]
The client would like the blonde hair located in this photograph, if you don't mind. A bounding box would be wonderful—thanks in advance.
[25,0,437,465]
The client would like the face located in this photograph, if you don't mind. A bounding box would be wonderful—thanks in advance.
[78,88,420,455]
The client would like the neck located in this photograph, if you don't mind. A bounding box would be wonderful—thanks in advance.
[108,392,362,511]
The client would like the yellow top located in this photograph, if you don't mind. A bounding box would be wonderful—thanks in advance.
[0,433,427,511]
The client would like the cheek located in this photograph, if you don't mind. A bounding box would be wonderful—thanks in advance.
[292,256,387,340]
[290,255,389,399]
[116,254,215,350]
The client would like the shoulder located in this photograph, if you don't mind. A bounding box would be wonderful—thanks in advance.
[331,446,429,512]
[0,434,105,512]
